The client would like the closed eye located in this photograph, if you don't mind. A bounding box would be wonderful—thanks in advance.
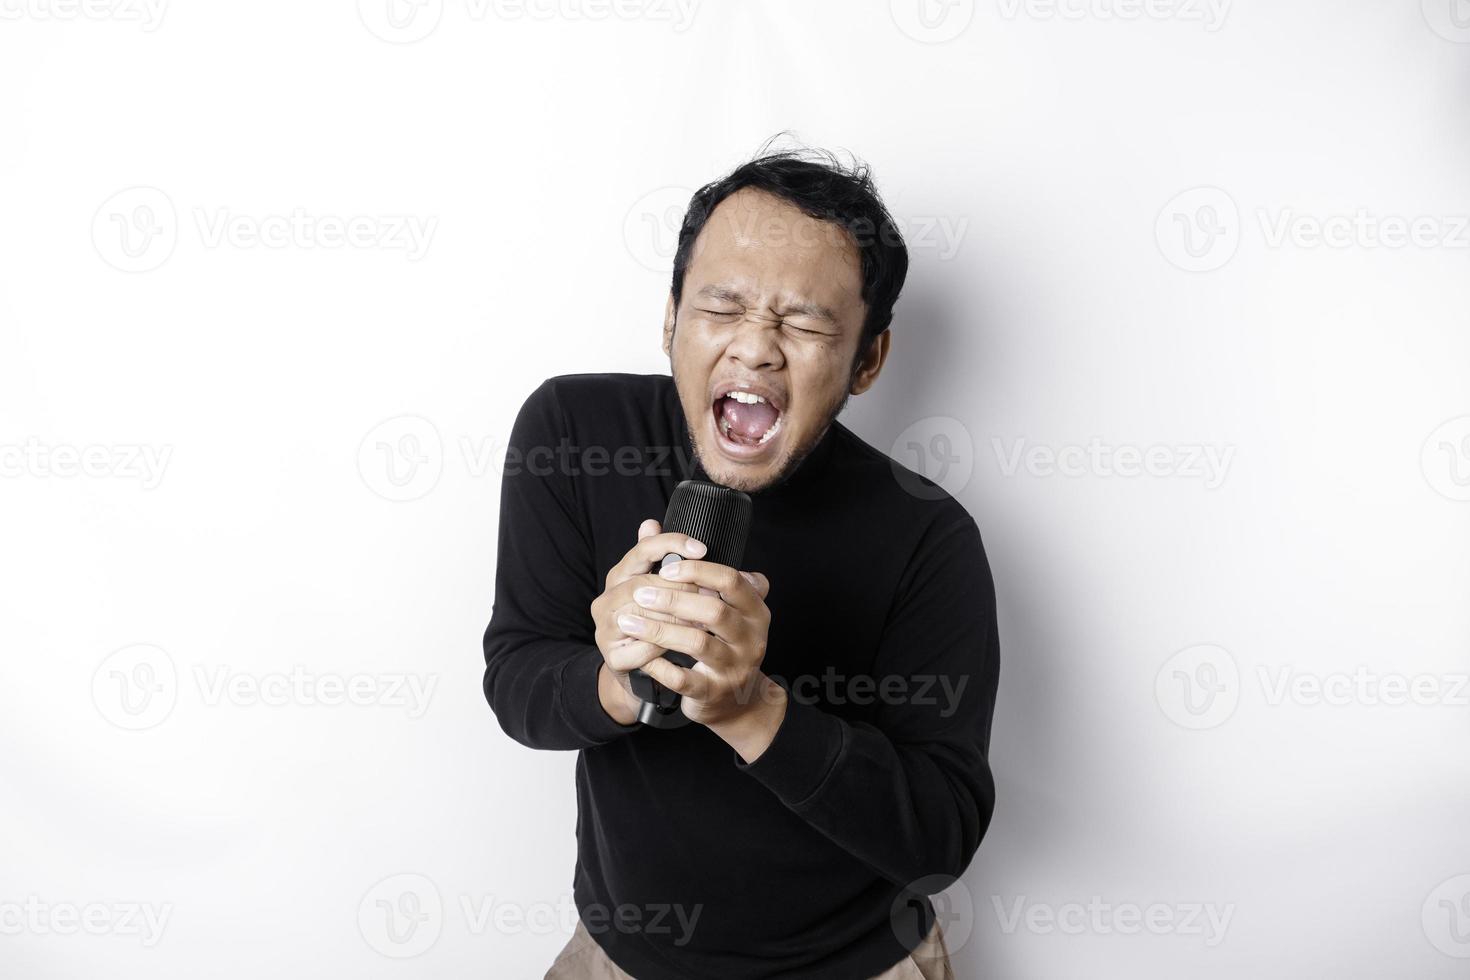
[784,322,832,336]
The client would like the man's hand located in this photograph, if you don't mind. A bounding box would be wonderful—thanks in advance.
[618,556,783,741]
[590,519,707,725]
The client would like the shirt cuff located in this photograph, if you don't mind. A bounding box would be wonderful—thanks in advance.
[558,647,641,744]
[731,692,846,808]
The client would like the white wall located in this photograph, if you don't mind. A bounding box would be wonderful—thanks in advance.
[3,2,1468,976]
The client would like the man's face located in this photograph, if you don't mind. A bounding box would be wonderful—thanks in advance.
[663,188,889,492]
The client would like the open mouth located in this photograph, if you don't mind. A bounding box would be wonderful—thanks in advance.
[710,384,784,457]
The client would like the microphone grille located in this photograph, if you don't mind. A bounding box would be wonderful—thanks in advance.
[662,480,753,568]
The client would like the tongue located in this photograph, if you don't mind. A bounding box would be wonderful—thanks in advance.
[719,397,778,442]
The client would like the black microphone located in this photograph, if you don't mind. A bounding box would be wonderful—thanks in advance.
[629,479,753,729]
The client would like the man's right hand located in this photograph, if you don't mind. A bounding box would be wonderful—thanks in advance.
[590,519,708,725]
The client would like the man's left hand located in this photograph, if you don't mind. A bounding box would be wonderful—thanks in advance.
[617,560,780,731]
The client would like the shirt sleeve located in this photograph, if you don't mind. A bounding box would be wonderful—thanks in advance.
[482,379,642,750]
[731,512,999,888]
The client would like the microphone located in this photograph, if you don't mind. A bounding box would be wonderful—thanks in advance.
[629,479,753,729]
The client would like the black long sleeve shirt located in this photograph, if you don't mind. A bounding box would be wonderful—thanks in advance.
[483,373,1000,979]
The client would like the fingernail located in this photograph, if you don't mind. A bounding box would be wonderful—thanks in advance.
[633,587,658,607]
[659,562,680,579]
[685,538,706,557]
[617,614,644,634]
[738,571,754,586]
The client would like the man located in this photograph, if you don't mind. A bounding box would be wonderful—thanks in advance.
[484,146,999,979]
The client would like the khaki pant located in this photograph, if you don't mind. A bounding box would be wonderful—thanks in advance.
[544,914,954,980]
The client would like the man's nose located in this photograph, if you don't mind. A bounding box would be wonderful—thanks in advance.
[725,316,784,371]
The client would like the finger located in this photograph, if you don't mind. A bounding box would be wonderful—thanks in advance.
[739,570,771,600]
[637,518,661,541]
[603,638,665,674]
[637,654,713,702]
[607,530,708,586]
[612,599,696,630]
[630,586,736,641]
[657,560,761,610]
[616,612,729,666]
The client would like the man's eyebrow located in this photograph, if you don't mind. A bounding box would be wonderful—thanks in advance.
[695,284,749,305]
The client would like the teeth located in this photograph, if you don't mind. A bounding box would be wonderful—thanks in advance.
[757,416,782,445]
[725,390,767,405]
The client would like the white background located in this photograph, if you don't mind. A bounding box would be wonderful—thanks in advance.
[3,1,1469,977]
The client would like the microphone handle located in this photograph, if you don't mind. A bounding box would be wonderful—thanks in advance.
[629,553,697,729]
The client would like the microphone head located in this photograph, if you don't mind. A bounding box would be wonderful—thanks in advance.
[662,480,753,568]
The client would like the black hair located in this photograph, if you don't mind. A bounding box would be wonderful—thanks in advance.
[670,138,909,358]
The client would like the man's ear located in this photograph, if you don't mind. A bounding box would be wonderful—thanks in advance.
[661,294,676,357]
[849,329,891,395]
